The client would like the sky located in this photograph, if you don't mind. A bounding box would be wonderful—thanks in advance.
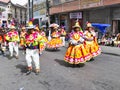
[11,0,28,5]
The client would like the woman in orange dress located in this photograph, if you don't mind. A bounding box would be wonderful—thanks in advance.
[20,26,27,48]
[35,27,48,54]
[64,22,91,65]
[83,23,101,61]
[47,24,63,49]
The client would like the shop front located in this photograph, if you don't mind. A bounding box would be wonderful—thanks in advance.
[69,12,83,31]
[112,7,120,34]
[59,14,68,31]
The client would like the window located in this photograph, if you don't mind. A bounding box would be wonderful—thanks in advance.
[53,0,60,5]
[65,0,74,2]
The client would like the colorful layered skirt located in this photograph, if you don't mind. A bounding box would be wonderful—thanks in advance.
[64,44,91,64]
[20,37,25,46]
[47,37,63,48]
[85,39,101,61]
[39,37,48,53]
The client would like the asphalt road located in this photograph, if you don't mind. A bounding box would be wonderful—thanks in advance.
[0,45,120,90]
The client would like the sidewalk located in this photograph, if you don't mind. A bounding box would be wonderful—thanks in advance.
[100,45,120,56]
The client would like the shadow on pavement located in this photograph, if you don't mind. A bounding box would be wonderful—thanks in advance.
[15,64,27,73]
[5,54,11,59]
[45,48,60,52]
[54,59,85,68]
[102,52,120,56]
[5,54,18,60]
[87,58,95,62]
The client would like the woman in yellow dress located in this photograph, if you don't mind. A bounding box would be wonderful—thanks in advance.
[64,22,91,65]
[20,26,27,48]
[47,24,63,50]
[83,23,101,61]
[35,27,48,54]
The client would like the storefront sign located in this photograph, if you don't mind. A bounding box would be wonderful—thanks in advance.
[40,8,46,15]
[70,12,82,19]
[33,2,46,12]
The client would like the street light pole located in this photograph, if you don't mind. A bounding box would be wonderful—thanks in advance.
[46,0,50,26]
[28,0,33,20]
[28,0,30,20]
[31,0,33,18]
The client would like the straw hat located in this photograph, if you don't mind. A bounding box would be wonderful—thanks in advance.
[86,22,93,28]
[9,24,16,29]
[49,23,59,28]
[27,21,35,29]
[73,21,81,28]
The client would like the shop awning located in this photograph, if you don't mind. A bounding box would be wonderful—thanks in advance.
[92,23,111,34]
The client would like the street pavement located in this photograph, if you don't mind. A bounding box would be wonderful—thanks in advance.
[0,45,120,90]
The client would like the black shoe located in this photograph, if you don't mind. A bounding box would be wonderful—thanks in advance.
[26,70,32,75]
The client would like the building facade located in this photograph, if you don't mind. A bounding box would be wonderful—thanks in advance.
[33,0,47,27]
[50,0,120,34]
[0,0,27,27]
[0,1,8,26]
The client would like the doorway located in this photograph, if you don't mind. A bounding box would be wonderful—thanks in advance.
[112,20,120,34]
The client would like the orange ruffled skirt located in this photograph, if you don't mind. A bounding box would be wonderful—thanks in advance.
[85,39,101,61]
[20,37,25,46]
[47,37,63,48]
[64,44,91,64]
[39,37,48,53]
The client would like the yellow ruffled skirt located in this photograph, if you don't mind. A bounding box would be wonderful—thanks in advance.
[47,37,63,48]
[39,36,48,53]
[20,37,25,46]
[64,44,91,64]
[85,39,101,61]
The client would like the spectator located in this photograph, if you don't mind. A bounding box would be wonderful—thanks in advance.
[111,34,117,46]
[101,33,109,45]
[114,33,120,47]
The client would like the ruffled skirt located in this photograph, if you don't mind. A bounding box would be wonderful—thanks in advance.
[20,37,25,46]
[47,37,63,48]
[64,44,91,64]
[85,40,101,61]
[39,36,48,53]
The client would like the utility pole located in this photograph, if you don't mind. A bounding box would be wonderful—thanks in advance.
[31,0,33,18]
[46,0,50,26]
[28,0,33,20]
[28,0,30,20]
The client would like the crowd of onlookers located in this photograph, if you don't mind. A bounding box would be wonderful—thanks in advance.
[99,32,120,47]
